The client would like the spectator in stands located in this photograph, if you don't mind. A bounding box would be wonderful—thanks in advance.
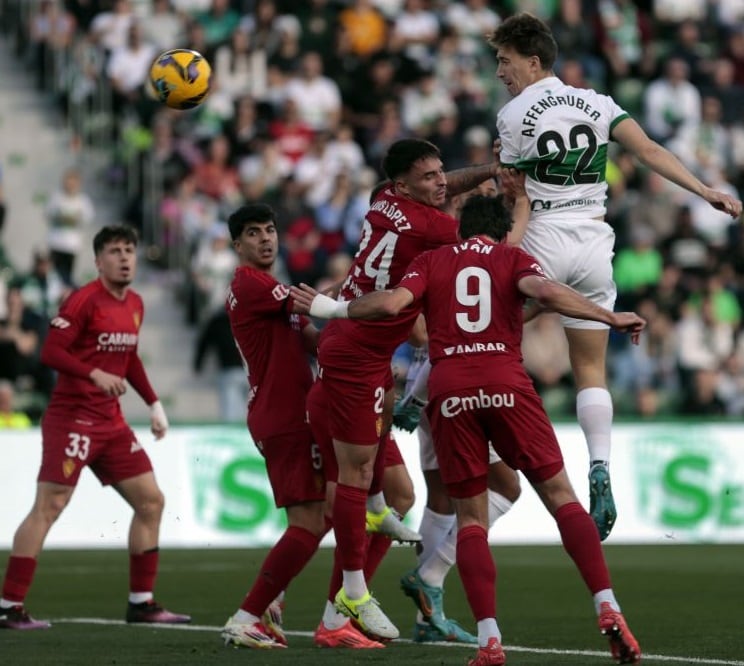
[193,0,240,51]
[189,221,237,324]
[614,225,664,310]
[284,51,342,133]
[28,0,76,92]
[142,0,185,52]
[643,57,701,145]
[0,379,32,429]
[193,308,247,422]
[389,0,440,82]
[89,0,135,55]
[15,249,70,320]
[400,67,458,137]
[338,0,388,60]
[267,97,315,165]
[213,27,268,106]
[46,167,95,285]
[192,133,241,207]
[105,21,158,128]
[0,287,48,397]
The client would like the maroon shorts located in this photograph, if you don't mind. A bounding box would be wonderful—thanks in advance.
[427,383,564,495]
[257,428,326,508]
[307,380,404,483]
[39,414,152,487]
[317,333,394,445]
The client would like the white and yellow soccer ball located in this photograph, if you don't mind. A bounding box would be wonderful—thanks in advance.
[149,49,212,110]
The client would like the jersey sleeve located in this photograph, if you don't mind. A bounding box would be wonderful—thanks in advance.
[397,253,430,301]
[234,269,290,316]
[512,246,547,282]
[41,289,95,378]
[496,107,520,168]
[604,93,631,135]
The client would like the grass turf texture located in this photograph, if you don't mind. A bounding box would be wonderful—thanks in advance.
[1,544,742,665]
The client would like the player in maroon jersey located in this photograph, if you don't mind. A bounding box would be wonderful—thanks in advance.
[220,203,386,650]
[309,138,502,639]
[0,225,189,630]
[291,194,645,665]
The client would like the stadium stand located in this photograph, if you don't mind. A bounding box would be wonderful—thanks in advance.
[1,0,743,424]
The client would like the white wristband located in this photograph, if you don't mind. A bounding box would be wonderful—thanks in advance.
[150,400,169,428]
[309,294,350,319]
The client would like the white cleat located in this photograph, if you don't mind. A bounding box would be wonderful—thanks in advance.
[221,614,287,649]
[334,589,400,641]
[366,506,421,543]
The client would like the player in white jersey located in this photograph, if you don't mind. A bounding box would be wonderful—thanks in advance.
[487,12,742,541]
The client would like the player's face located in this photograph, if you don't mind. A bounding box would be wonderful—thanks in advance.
[96,240,137,288]
[395,156,447,208]
[496,46,541,96]
[234,221,277,270]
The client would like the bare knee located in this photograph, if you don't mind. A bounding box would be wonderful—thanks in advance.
[487,464,521,503]
[133,489,165,523]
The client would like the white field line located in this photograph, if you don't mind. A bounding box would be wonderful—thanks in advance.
[52,618,744,666]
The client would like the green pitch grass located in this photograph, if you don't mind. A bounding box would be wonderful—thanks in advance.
[1,544,742,665]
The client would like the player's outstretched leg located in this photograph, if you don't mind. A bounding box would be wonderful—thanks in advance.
[598,602,641,664]
[589,463,616,541]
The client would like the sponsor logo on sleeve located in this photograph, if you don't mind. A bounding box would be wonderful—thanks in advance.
[51,316,71,329]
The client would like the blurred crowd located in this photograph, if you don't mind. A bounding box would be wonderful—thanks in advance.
[1,0,744,424]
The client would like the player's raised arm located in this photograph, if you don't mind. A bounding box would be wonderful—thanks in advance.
[612,118,742,218]
[517,274,647,344]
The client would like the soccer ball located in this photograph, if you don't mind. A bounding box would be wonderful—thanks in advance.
[149,49,212,110]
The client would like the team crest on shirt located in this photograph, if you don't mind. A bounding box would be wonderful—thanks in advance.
[51,316,71,329]
[531,263,545,274]
[133,312,141,329]
[62,458,75,478]
[375,417,383,437]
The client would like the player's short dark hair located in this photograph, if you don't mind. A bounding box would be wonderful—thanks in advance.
[487,13,557,71]
[382,139,441,181]
[228,203,276,241]
[369,179,391,204]
[93,225,138,255]
[458,194,513,242]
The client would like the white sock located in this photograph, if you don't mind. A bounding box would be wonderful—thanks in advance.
[418,525,455,588]
[0,598,18,609]
[342,570,367,600]
[366,491,387,514]
[321,600,347,629]
[417,507,456,567]
[128,592,153,604]
[234,609,261,624]
[576,387,613,466]
[593,589,620,614]
[487,491,514,528]
[477,618,501,646]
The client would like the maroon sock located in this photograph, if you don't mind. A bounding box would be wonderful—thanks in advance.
[363,533,392,584]
[2,556,37,603]
[327,545,343,603]
[555,502,612,593]
[333,484,368,571]
[456,524,496,621]
[241,526,321,616]
[129,548,159,595]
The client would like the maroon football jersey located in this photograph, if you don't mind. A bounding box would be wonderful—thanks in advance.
[399,236,545,396]
[227,265,313,440]
[43,279,145,424]
[323,185,460,353]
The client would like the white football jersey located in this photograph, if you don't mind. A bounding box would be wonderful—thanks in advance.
[497,76,629,222]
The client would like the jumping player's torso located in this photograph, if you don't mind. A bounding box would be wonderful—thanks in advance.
[325,186,459,353]
[497,76,629,221]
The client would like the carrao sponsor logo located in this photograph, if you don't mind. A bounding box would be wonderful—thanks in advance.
[441,389,515,417]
